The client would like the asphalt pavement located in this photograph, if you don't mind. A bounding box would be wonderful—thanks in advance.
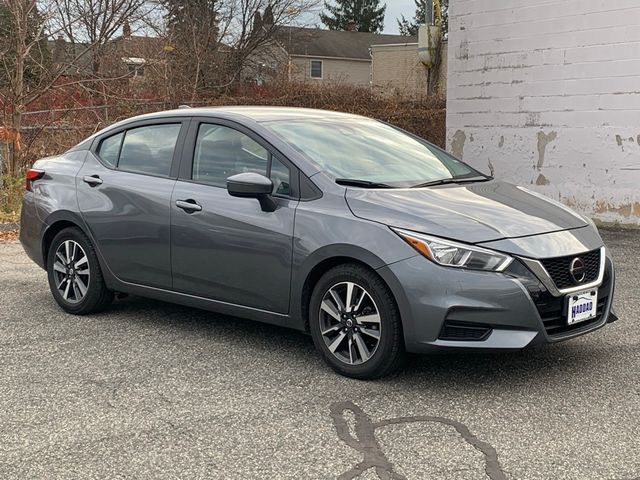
[0,230,638,480]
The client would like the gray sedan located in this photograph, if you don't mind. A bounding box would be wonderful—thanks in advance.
[19,107,616,379]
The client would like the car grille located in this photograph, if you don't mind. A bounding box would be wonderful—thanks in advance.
[534,261,611,337]
[438,321,492,342]
[540,249,601,290]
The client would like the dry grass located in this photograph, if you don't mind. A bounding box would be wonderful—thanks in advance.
[0,176,23,223]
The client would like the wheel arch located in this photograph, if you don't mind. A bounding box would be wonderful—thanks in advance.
[40,211,119,289]
[41,211,89,265]
[292,244,405,334]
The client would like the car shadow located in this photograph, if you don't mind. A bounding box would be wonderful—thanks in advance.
[99,294,614,391]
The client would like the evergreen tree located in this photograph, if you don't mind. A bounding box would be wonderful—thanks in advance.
[320,0,386,33]
[162,0,222,97]
[263,4,274,25]
[397,0,448,36]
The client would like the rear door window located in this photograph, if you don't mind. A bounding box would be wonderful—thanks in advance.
[117,124,182,177]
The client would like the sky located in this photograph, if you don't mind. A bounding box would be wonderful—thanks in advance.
[382,0,418,33]
[306,1,418,35]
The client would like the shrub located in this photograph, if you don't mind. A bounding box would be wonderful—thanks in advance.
[2,82,446,223]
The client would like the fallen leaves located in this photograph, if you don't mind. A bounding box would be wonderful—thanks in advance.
[0,229,18,242]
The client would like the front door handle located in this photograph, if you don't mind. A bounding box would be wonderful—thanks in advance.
[176,199,202,213]
[83,175,103,186]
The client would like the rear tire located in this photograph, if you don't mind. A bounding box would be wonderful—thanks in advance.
[46,227,113,314]
[309,264,405,379]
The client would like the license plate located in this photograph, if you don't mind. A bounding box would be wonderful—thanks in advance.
[567,289,598,325]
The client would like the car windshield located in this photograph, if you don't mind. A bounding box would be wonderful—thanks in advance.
[263,118,482,187]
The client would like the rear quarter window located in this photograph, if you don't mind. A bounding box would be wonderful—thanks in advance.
[96,132,124,167]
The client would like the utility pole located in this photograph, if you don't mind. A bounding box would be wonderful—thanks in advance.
[418,0,443,96]
[426,0,434,25]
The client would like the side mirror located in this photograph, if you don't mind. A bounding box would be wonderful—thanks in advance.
[226,172,277,212]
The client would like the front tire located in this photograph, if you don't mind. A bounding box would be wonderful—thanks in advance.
[309,264,405,379]
[47,227,113,314]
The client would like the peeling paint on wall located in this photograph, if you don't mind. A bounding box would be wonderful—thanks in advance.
[536,173,550,185]
[451,130,467,159]
[458,39,469,60]
[446,1,640,224]
[525,113,541,127]
[536,131,557,171]
[595,200,640,218]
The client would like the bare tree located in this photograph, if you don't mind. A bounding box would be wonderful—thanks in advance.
[49,0,154,73]
[160,0,320,100]
[0,0,153,176]
[0,0,49,176]
[225,0,321,82]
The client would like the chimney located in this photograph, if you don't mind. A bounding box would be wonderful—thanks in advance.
[347,20,359,31]
[52,34,66,64]
[123,20,131,39]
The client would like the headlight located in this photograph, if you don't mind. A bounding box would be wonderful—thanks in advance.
[392,228,513,272]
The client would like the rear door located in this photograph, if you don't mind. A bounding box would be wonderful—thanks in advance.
[170,118,298,314]
[77,118,189,289]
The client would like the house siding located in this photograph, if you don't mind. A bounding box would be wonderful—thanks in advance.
[446,0,640,224]
[289,56,371,85]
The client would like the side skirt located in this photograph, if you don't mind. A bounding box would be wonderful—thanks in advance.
[109,278,296,330]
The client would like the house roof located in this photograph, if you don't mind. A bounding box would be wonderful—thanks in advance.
[274,27,417,60]
[47,39,94,75]
[110,35,165,58]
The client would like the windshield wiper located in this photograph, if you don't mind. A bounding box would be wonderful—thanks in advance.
[411,176,492,189]
[335,178,394,188]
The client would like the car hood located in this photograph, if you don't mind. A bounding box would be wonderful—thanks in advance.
[345,180,587,243]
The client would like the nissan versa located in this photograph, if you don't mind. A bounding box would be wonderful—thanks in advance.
[19,107,617,379]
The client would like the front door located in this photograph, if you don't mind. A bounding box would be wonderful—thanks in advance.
[170,121,297,314]
[77,120,187,289]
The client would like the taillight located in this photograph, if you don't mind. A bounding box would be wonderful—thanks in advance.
[26,169,44,191]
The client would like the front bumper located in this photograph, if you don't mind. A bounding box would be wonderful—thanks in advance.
[377,249,615,354]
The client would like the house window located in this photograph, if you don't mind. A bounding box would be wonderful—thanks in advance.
[122,57,146,77]
[127,64,145,77]
[310,60,323,79]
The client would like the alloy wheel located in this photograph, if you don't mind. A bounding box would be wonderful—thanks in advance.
[319,281,381,365]
[52,240,90,304]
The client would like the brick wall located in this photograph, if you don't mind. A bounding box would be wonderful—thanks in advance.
[446,0,640,224]
[370,41,448,98]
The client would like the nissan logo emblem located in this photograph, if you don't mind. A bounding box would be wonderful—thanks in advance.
[569,257,586,284]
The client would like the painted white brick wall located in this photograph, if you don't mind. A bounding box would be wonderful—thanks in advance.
[446,0,640,223]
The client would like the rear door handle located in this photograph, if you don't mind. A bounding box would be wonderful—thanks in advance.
[176,199,202,213]
[83,175,103,186]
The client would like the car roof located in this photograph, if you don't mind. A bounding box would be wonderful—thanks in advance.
[123,106,367,123]
[71,106,371,160]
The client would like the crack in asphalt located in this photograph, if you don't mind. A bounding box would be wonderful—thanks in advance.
[330,400,507,480]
